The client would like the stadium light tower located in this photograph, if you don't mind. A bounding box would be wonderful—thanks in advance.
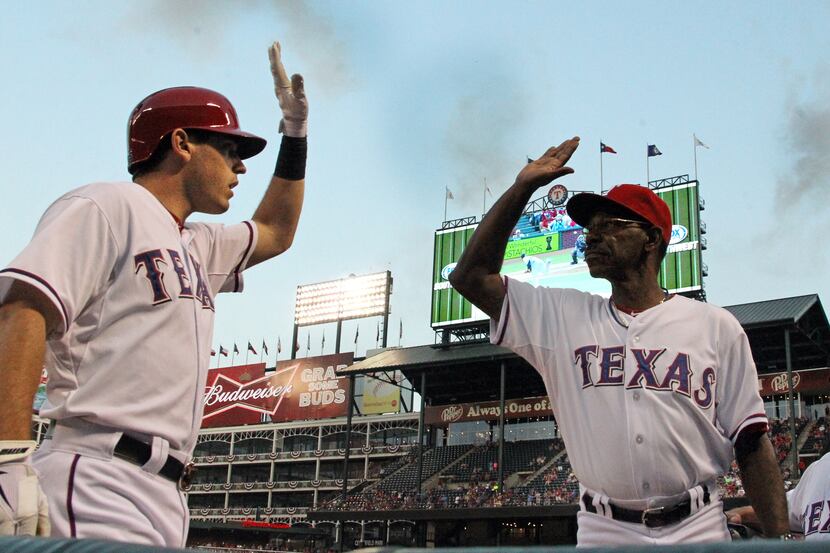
[291,270,393,359]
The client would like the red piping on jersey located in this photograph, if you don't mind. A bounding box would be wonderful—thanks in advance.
[232,222,255,292]
[730,413,768,441]
[494,276,510,345]
[67,454,81,537]
[0,268,69,331]
[163,208,185,232]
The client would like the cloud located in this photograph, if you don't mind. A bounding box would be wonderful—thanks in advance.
[775,71,830,208]
[444,80,532,213]
[119,0,353,92]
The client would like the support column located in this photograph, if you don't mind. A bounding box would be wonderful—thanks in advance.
[498,361,506,491]
[785,328,799,477]
[416,372,427,494]
[342,376,356,496]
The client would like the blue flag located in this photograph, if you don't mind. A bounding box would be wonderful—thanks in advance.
[647,144,662,157]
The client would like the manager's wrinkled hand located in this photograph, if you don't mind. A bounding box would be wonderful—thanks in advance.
[515,136,580,191]
[0,441,49,537]
[268,41,308,137]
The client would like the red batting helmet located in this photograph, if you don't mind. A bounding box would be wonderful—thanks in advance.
[127,86,267,174]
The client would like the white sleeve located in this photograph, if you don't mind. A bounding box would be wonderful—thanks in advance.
[0,196,118,336]
[716,325,769,443]
[186,221,258,295]
[489,276,563,370]
[786,486,803,533]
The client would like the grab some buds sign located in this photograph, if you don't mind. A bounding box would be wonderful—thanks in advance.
[202,353,353,428]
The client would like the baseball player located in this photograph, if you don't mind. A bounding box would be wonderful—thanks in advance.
[520,252,550,274]
[0,42,306,546]
[727,452,830,541]
[449,136,790,545]
[571,233,587,264]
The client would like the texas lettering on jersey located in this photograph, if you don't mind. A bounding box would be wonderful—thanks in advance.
[801,500,830,537]
[134,248,215,310]
[573,344,715,408]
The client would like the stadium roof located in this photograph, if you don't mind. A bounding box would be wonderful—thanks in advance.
[724,294,830,373]
[339,294,830,405]
[724,294,822,328]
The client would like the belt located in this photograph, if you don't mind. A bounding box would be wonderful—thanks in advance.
[582,487,710,528]
[113,434,195,489]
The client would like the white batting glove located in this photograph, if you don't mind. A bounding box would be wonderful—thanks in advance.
[268,41,308,137]
[0,441,50,537]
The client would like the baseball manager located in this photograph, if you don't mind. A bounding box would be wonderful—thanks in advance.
[449,137,790,545]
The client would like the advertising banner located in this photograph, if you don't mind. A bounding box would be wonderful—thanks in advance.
[758,368,830,397]
[425,396,554,425]
[201,353,354,428]
[361,372,402,415]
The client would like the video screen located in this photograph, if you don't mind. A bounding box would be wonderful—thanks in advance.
[431,181,702,330]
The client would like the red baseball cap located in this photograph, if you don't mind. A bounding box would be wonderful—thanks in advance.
[567,184,672,243]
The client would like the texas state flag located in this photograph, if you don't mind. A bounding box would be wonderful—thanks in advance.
[600,142,617,154]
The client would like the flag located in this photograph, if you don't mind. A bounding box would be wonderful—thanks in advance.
[445,187,454,200]
[247,341,257,355]
[485,186,492,196]
[647,145,662,157]
[600,142,617,154]
[376,322,380,342]
[527,156,534,164]
[306,334,311,352]
[399,320,403,340]
[321,333,326,350]
[233,343,239,355]
[210,349,216,357]
[694,135,710,149]
[354,325,359,344]
[262,340,268,356]
[277,337,282,353]
[219,346,229,357]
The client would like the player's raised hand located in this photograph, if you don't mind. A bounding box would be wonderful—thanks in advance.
[268,41,308,137]
[0,442,50,537]
[515,137,580,191]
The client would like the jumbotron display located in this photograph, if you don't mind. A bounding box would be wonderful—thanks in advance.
[431,181,703,329]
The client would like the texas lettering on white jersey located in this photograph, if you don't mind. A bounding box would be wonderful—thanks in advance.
[787,453,830,540]
[0,182,257,455]
[492,277,767,502]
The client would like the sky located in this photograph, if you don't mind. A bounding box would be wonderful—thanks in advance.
[1,1,829,367]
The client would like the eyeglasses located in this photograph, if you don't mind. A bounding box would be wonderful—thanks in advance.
[582,217,652,236]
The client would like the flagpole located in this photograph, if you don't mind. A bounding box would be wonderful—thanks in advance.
[482,178,486,216]
[600,141,604,194]
[444,187,448,221]
[693,134,699,181]
[245,348,249,365]
[646,144,650,188]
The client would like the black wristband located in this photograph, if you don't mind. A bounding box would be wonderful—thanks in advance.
[274,135,307,180]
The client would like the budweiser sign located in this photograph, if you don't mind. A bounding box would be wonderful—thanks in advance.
[201,353,354,428]
[203,371,294,419]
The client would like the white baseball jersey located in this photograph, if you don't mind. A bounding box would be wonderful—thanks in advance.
[524,255,550,274]
[787,453,830,540]
[0,181,256,455]
[491,277,767,505]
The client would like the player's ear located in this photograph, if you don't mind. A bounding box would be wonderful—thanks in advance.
[169,128,193,163]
